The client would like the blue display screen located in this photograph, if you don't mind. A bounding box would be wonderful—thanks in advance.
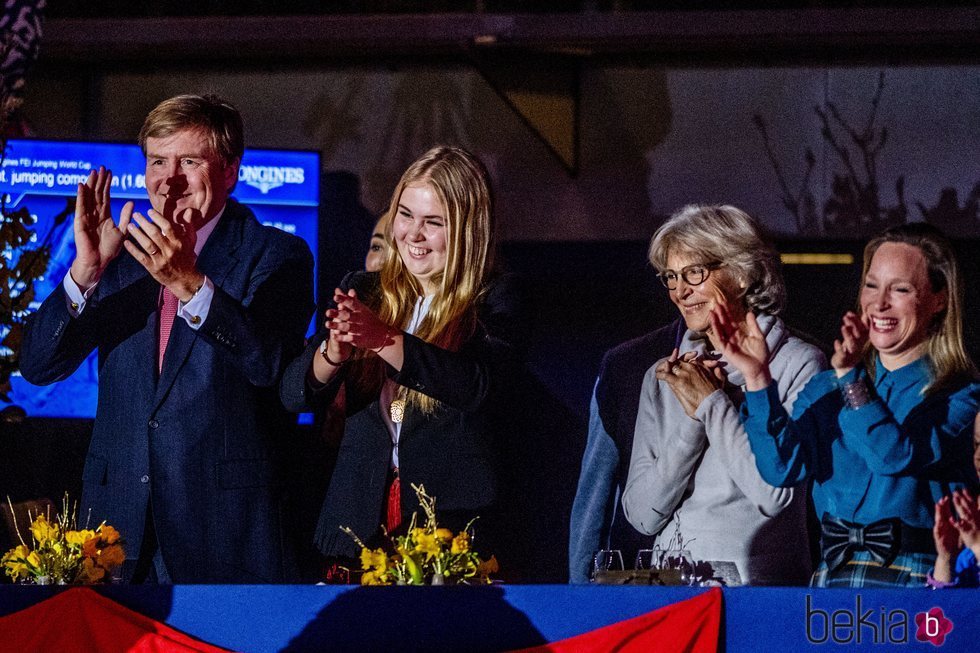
[2,139,320,419]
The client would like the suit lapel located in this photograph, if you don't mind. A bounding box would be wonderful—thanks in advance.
[196,200,245,291]
[154,202,245,406]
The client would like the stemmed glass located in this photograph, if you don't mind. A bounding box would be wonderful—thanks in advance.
[590,549,624,582]
[634,548,658,570]
[659,549,695,585]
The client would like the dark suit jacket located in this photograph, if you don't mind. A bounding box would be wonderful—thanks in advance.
[20,199,314,583]
[280,271,523,559]
[568,319,685,581]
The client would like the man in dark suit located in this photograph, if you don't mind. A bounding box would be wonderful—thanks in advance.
[20,94,314,583]
[568,318,684,583]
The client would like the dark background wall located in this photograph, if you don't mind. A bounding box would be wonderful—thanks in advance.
[4,4,980,581]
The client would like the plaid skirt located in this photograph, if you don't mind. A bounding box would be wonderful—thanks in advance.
[811,550,935,588]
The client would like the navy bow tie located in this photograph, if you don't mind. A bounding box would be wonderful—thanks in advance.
[821,515,897,571]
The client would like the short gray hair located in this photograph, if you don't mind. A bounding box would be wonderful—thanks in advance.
[648,204,785,315]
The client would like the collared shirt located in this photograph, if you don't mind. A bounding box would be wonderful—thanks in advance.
[380,293,434,469]
[742,355,980,529]
[63,205,225,330]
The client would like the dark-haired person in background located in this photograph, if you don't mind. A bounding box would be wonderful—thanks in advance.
[20,94,315,583]
[364,215,389,273]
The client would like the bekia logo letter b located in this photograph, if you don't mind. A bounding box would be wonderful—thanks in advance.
[915,607,953,647]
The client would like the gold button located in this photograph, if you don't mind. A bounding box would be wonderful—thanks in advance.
[70,302,79,310]
[189,315,201,325]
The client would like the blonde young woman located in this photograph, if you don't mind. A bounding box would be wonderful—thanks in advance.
[714,223,980,587]
[281,146,521,565]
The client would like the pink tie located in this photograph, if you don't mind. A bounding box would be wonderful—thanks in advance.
[158,287,179,372]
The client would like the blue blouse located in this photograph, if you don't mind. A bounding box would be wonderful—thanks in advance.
[950,548,979,588]
[742,356,979,529]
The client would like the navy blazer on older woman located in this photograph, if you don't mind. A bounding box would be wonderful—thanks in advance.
[20,199,314,583]
[280,271,523,559]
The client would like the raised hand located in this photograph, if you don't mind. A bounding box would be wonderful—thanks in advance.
[124,207,205,301]
[308,288,358,382]
[709,301,771,391]
[952,489,980,557]
[69,167,134,289]
[322,288,355,359]
[327,288,398,352]
[831,311,869,377]
[931,495,960,583]
[934,496,961,557]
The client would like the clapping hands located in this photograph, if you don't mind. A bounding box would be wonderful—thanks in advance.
[932,490,980,583]
[709,300,772,391]
[655,348,727,419]
[69,167,134,289]
[68,167,205,301]
[124,207,203,301]
[326,288,397,352]
[831,311,869,377]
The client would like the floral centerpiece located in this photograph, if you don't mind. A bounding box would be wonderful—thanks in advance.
[342,484,498,586]
[2,495,125,584]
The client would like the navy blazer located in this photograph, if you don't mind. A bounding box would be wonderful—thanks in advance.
[20,199,315,583]
[280,271,524,559]
[568,319,684,582]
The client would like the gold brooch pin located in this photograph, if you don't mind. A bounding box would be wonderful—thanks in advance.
[390,398,406,424]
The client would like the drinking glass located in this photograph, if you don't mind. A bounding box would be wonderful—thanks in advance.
[590,549,624,582]
[659,549,695,585]
[634,548,658,570]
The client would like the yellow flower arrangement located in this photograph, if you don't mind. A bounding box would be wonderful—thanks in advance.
[2,495,125,585]
[341,484,497,586]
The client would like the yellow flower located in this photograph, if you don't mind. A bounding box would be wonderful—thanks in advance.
[413,530,441,560]
[435,528,453,543]
[360,547,388,572]
[26,550,41,570]
[2,545,32,579]
[30,515,59,544]
[65,529,96,547]
[451,532,470,554]
[361,570,389,586]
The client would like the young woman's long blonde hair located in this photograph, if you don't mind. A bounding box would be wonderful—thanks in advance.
[352,146,495,414]
[859,223,977,394]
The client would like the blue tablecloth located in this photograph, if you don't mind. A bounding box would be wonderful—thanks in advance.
[1,584,977,652]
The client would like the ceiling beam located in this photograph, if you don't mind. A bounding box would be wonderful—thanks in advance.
[42,9,980,66]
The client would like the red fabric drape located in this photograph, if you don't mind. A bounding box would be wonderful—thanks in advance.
[0,587,232,653]
[512,588,722,653]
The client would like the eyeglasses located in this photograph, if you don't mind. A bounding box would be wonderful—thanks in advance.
[657,263,722,290]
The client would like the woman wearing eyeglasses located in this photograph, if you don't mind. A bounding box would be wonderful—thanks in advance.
[621,204,826,585]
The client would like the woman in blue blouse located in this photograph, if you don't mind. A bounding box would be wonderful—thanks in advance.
[712,223,980,587]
